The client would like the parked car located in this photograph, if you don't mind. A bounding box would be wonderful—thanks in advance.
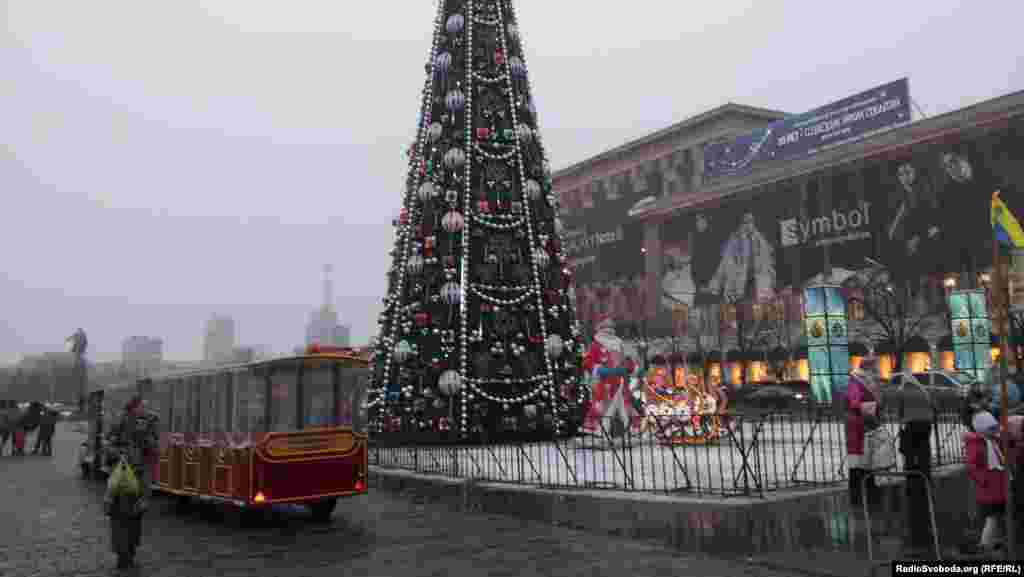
[726,380,813,412]
[883,370,976,408]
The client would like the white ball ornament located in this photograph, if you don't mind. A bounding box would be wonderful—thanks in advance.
[438,370,462,396]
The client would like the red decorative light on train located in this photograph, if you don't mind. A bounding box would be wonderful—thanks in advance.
[355,479,366,492]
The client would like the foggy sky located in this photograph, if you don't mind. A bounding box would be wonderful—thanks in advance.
[2,0,1021,364]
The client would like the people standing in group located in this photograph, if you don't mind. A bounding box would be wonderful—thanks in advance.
[846,356,883,506]
[33,410,58,456]
[897,373,937,551]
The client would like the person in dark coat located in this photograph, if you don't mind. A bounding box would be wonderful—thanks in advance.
[33,410,57,456]
[104,396,159,570]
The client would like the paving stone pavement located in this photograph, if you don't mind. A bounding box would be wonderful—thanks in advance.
[0,422,799,576]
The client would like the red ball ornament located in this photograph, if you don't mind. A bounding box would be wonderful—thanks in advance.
[477,127,490,140]
[478,200,491,213]
[445,255,456,268]
[495,50,505,65]
[415,311,431,327]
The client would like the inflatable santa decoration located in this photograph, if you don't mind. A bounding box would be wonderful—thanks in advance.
[582,315,640,435]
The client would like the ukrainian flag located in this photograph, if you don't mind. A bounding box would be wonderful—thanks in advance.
[992,191,1024,250]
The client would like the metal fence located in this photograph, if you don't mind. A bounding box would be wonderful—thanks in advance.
[369,406,967,498]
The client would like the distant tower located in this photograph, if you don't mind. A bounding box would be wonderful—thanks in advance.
[306,264,349,347]
[323,264,334,312]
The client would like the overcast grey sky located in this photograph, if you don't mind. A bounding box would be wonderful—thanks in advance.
[2,0,1021,364]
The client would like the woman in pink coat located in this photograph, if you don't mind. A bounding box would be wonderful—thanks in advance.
[966,410,1009,552]
[847,356,882,506]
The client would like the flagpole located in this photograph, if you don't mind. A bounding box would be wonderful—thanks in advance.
[993,190,1016,559]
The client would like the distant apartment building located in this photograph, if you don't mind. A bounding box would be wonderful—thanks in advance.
[121,336,163,377]
[203,315,236,364]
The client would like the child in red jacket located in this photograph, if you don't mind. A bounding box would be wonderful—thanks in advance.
[966,411,1009,552]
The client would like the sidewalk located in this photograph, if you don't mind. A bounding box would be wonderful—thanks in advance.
[370,463,994,577]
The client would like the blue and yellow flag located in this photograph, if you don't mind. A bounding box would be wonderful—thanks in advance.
[992,191,1024,250]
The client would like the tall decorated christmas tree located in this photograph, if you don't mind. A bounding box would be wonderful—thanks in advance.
[369,0,585,443]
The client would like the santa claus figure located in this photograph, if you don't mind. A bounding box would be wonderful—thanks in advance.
[582,315,640,436]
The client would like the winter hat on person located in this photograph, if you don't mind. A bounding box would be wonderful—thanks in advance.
[973,411,1005,471]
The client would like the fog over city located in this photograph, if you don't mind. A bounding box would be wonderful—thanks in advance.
[3,0,1021,364]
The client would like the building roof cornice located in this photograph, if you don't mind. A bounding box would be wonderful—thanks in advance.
[551,103,787,182]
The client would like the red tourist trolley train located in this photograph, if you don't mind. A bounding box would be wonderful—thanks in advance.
[90,345,370,521]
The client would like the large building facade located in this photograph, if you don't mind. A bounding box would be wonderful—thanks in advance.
[555,88,1024,385]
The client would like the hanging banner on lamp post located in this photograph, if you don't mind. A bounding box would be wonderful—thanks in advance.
[948,289,992,383]
[803,284,850,404]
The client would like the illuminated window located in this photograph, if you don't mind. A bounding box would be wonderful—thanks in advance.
[721,304,737,324]
[879,355,894,380]
[751,304,764,322]
[941,351,955,371]
[797,359,809,381]
[908,352,930,373]
[848,299,865,321]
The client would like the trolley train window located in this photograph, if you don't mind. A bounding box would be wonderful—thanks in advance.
[200,374,217,433]
[303,360,335,428]
[172,379,186,432]
[267,361,299,432]
[235,368,267,433]
[151,380,171,430]
[216,371,233,433]
[188,376,201,433]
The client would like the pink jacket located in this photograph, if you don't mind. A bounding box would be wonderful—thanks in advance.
[846,372,879,456]
[965,432,1009,506]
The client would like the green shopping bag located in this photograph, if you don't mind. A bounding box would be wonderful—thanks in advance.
[107,457,141,498]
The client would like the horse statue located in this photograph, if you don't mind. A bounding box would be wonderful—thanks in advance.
[0,401,45,455]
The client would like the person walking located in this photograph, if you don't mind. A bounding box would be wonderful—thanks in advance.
[897,373,936,552]
[104,396,159,569]
[847,356,882,506]
[966,410,1009,554]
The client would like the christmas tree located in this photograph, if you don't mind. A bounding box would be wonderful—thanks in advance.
[369,0,585,443]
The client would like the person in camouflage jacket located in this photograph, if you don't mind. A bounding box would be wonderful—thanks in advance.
[104,396,159,570]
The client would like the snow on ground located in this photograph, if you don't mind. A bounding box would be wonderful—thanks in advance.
[371,416,967,496]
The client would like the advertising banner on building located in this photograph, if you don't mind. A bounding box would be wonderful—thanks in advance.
[654,128,1020,340]
[703,78,911,180]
